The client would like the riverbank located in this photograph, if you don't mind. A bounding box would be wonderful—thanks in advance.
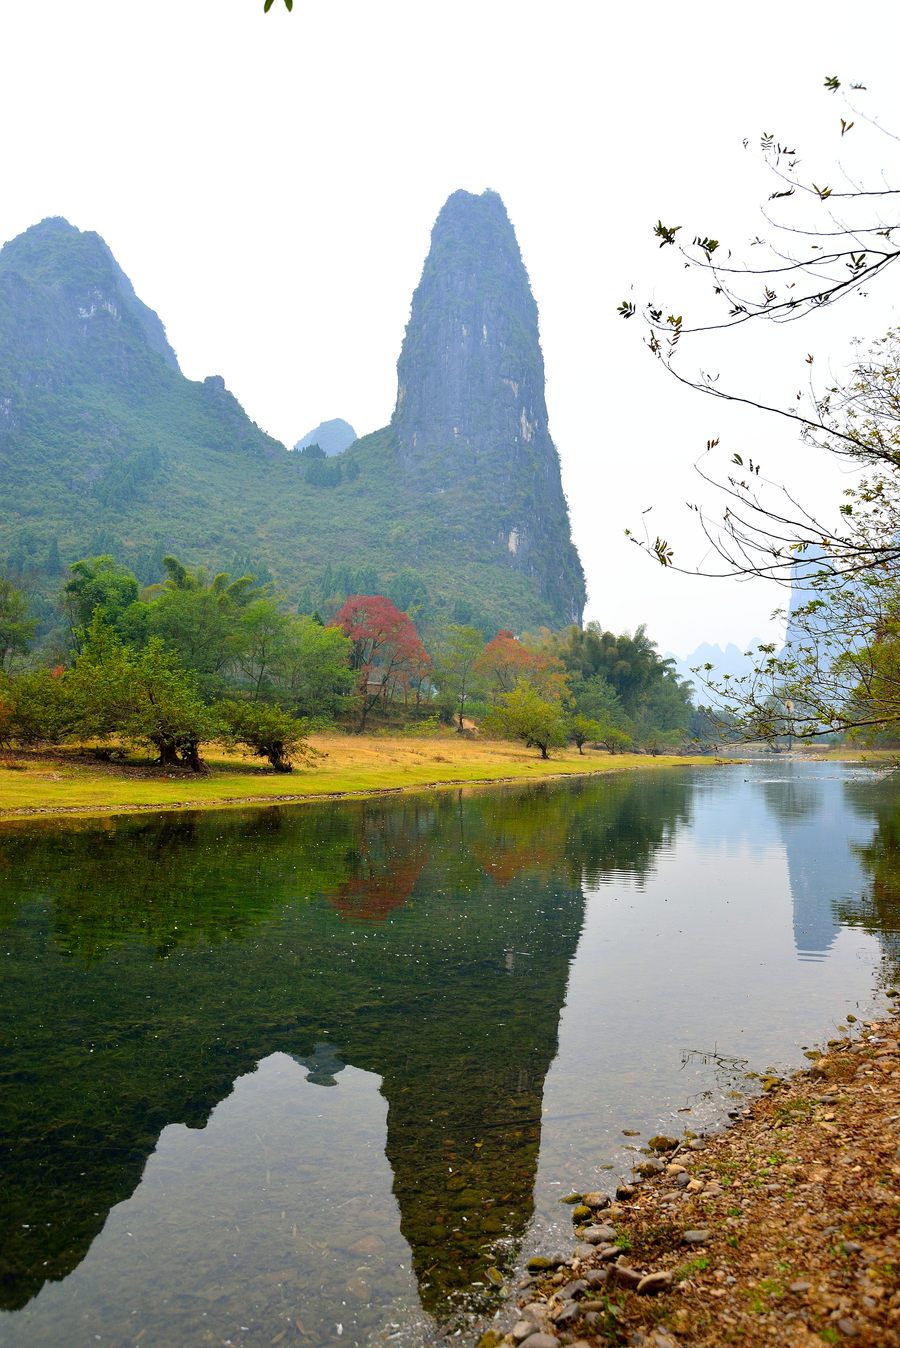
[484,1006,899,1348]
[0,735,717,822]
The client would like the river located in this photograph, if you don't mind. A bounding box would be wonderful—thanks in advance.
[1,760,897,1346]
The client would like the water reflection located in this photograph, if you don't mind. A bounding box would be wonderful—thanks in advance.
[0,773,690,1337]
[0,763,896,1346]
[759,768,873,961]
[842,771,900,981]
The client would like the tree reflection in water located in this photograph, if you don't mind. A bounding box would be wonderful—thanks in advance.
[0,773,692,1323]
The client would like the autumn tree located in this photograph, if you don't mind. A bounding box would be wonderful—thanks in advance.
[475,629,567,704]
[332,594,429,730]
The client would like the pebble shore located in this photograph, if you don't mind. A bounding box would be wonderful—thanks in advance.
[474,1002,900,1348]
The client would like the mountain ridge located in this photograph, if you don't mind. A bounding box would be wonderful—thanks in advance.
[0,196,585,634]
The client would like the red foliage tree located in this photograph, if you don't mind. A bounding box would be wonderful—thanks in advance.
[332,595,430,729]
[475,630,568,703]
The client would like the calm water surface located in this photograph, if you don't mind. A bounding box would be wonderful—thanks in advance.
[1,761,898,1347]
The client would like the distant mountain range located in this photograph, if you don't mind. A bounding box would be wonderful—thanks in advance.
[0,192,584,634]
[667,642,762,699]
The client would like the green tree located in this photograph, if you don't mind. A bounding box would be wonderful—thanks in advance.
[219,699,312,772]
[63,556,140,652]
[0,578,36,673]
[485,682,568,759]
[434,624,484,731]
[276,615,354,721]
[145,556,266,695]
[2,668,71,746]
[238,597,292,700]
[595,724,633,754]
[568,713,601,754]
[127,642,217,771]
[70,621,215,770]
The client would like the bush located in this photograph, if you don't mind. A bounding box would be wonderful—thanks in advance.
[5,668,72,746]
[219,699,314,772]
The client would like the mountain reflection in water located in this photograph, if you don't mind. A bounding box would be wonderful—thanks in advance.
[0,773,690,1331]
[0,763,897,1347]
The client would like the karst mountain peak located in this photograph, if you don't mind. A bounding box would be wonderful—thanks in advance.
[0,192,584,631]
[391,187,584,625]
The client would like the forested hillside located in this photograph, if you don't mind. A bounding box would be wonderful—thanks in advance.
[0,194,584,637]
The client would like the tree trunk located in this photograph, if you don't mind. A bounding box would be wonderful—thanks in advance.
[181,739,204,773]
[268,745,293,773]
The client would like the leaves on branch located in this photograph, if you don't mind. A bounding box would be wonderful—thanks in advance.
[824,75,841,92]
[264,0,293,10]
[652,537,674,567]
[654,221,681,247]
[618,300,636,318]
[840,119,855,136]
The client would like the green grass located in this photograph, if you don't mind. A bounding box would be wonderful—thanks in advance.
[0,738,716,821]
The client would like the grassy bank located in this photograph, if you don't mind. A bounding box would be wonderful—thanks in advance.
[0,734,715,822]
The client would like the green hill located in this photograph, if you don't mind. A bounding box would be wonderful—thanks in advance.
[0,197,585,634]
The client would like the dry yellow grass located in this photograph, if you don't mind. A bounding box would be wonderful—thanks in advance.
[0,734,715,822]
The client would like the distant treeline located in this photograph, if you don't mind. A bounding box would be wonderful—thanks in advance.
[0,554,728,770]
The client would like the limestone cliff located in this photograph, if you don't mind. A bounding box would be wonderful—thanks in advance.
[391,189,585,626]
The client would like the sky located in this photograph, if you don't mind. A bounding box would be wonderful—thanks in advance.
[1,0,897,655]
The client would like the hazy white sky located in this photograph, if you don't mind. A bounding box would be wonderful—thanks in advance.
[1,0,897,654]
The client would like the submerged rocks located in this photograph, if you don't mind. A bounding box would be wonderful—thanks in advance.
[525,1253,567,1272]
[502,1009,900,1348]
